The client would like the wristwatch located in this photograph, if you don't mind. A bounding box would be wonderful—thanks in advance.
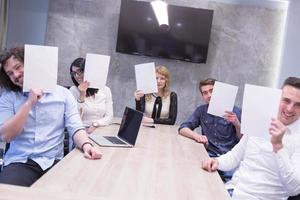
[92,122,100,128]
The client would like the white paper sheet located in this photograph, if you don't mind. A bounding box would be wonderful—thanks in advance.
[207,81,238,118]
[84,53,110,89]
[135,62,158,94]
[241,84,282,140]
[23,44,58,93]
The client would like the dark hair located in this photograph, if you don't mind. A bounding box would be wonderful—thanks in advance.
[282,77,300,89]
[198,78,216,94]
[0,47,24,92]
[69,57,98,97]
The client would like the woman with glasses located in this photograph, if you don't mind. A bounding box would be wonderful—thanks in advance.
[69,57,113,133]
[134,65,177,125]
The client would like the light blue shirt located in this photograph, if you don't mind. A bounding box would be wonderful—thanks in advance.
[0,85,84,170]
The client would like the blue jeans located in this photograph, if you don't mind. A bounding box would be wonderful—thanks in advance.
[0,159,59,186]
[218,169,234,183]
[227,189,234,197]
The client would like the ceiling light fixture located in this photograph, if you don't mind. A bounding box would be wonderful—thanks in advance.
[151,0,169,31]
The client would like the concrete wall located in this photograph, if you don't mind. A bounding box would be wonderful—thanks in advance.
[44,0,286,124]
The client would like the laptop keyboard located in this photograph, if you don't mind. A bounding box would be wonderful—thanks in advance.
[104,136,127,145]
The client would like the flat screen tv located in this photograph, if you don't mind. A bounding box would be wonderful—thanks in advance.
[116,0,214,63]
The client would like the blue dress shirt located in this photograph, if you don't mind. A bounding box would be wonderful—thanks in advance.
[0,85,84,170]
[179,104,241,156]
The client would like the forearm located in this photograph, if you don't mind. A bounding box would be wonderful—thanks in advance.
[273,143,283,153]
[179,127,198,140]
[78,93,85,103]
[234,123,243,139]
[1,101,33,142]
[135,100,143,111]
[135,96,145,112]
[217,151,241,171]
[217,135,248,171]
[72,129,102,160]
[73,129,93,150]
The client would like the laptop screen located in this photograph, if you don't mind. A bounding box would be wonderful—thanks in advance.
[118,107,143,145]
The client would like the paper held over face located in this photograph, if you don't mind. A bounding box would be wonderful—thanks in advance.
[207,81,238,118]
[84,53,110,90]
[135,62,158,94]
[241,84,282,140]
[23,44,58,93]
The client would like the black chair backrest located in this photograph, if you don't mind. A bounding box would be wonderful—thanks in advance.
[288,195,300,200]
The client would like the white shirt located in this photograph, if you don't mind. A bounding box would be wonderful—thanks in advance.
[69,86,113,126]
[217,121,300,200]
[144,94,171,119]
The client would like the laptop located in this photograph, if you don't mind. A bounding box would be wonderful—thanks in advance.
[89,107,143,147]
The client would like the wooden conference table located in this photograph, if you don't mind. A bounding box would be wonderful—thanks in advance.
[0,183,102,200]
[7,120,229,200]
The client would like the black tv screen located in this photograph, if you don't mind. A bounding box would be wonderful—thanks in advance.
[116,0,214,63]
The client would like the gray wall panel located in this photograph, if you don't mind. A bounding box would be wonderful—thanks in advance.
[46,0,286,124]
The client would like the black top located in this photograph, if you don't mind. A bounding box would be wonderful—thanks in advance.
[135,92,177,125]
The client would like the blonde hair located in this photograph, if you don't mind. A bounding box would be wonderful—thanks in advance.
[145,65,171,101]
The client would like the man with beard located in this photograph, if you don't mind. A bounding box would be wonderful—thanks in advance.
[0,47,102,186]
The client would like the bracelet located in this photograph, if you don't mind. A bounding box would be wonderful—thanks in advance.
[81,142,94,151]
[77,98,85,103]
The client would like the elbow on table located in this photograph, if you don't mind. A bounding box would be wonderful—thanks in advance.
[178,127,187,135]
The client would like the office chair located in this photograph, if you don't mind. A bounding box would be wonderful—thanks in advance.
[0,141,8,172]
[289,194,300,200]
[63,129,76,156]
[1,131,70,161]
[0,148,4,172]
[63,129,69,156]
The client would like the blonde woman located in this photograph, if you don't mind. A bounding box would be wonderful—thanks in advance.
[134,66,177,125]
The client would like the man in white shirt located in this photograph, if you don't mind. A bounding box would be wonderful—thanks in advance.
[202,77,300,200]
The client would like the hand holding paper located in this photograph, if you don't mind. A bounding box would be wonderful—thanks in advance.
[135,62,158,94]
[207,81,238,118]
[224,111,240,127]
[134,90,145,101]
[78,81,90,94]
[241,84,282,140]
[269,118,287,152]
[27,88,43,106]
[23,44,58,93]
[84,53,110,89]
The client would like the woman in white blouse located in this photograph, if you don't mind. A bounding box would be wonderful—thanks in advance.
[69,58,113,133]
